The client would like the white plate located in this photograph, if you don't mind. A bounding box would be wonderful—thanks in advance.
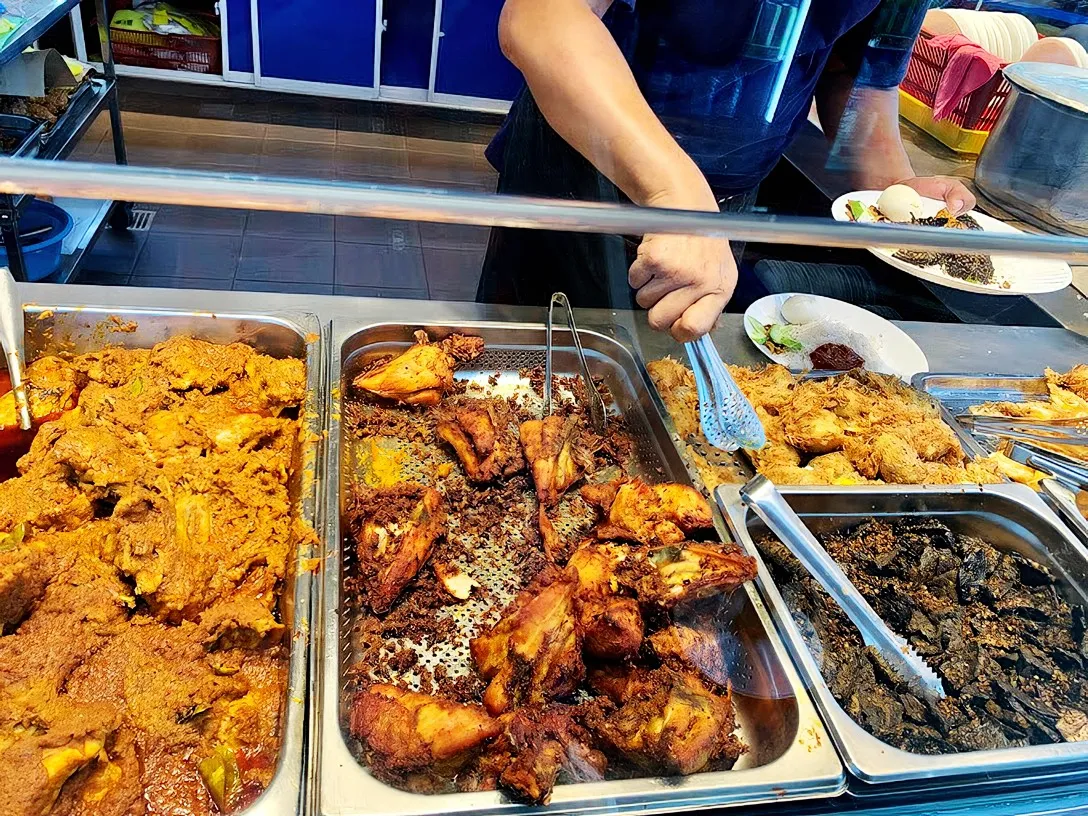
[832,190,1073,295]
[743,293,929,381]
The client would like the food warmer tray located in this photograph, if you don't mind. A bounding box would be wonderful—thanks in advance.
[1041,479,1088,550]
[718,482,1088,788]
[312,320,845,816]
[24,304,325,816]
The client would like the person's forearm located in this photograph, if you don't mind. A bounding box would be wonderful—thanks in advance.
[816,80,914,188]
[499,0,716,211]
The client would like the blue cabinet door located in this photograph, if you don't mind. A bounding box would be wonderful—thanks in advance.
[256,0,378,87]
[434,0,522,101]
[224,0,253,74]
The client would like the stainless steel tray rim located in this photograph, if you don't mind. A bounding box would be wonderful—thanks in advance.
[316,319,845,816]
[719,482,1088,786]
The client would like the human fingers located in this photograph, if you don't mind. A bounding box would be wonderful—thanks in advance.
[628,238,661,289]
[646,286,700,333]
[670,291,727,342]
[943,180,976,216]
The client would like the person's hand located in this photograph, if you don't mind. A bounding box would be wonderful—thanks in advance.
[628,232,737,342]
[895,175,977,217]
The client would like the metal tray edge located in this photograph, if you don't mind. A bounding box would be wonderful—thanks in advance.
[313,319,845,816]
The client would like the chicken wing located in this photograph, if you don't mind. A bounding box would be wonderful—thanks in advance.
[436,398,524,483]
[349,685,500,781]
[496,706,607,804]
[566,541,642,660]
[353,331,484,407]
[519,415,590,506]
[582,478,713,545]
[621,542,757,608]
[586,666,744,775]
[347,484,447,614]
[471,575,583,715]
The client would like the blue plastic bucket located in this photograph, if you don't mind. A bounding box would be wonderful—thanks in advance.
[0,200,75,281]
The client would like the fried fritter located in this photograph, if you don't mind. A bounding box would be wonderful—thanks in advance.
[436,398,523,483]
[567,541,643,660]
[586,666,744,775]
[582,478,713,545]
[353,331,484,406]
[349,685,500,779]
[347,484,447,614]
[519,415,591,506]
[621,542,757,608]
[471,575,584,714]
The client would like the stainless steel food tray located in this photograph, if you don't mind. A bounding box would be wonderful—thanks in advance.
[22,304,324,816]
[911,373,1050,419]
[313,320,844,816]
[718,482,1088,787]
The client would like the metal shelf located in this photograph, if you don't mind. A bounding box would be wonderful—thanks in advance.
[0,0,80,69]
[47,198,113,283]
[12,77,113,212]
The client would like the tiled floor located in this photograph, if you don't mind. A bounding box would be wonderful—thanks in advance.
[72,79,501,300]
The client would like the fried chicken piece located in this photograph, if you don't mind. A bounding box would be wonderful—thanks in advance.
[646,357,700,439]
[582,478,713,545]
[868,434,970,484]
[349,685,500,780]
[353,331,484,406]
[497,706,607,804]
[648,624,730,687]
[471,575,583,714]
[586,666,744,775]
[436,398,523,482]
[567,541,643,660]
[762,451,868,486]
[622,542,756,608]
[1055,365,1088,402]
[537,505,565,563]
[519,415,591,506]
[348,484,447,614]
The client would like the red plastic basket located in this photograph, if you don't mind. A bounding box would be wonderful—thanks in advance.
[900,31,1011,132]
[111,24,221,74]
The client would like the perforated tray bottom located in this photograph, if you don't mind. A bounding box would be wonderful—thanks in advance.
[341,347,631,695]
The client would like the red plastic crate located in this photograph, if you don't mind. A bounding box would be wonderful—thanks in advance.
[900,31,1011,132]
[111,24,221,74]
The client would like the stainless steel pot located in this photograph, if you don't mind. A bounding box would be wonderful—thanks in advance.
[975,63,1088,236]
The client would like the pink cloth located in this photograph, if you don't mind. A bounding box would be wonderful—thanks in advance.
[931,33,1004,121]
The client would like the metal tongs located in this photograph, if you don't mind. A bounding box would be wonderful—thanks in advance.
[1005,441,1088,490]
[0,267,30,430]
[957,414,1088,447]
[685,334,765,452]
[544,292,606,432]
[740,475,947,702]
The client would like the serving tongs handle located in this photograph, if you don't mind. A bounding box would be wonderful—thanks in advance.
[739,475,947,702]
[958,414,1088,447]
[0,267,30,431]
[544,292,606,432]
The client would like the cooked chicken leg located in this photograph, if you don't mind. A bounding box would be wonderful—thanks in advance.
[566,541,643,660]
[436,398,523,483]
[471,575,583,714]
[348,484,447,614]
[349,685,500,780]
[353,331,484,407]
[519,415,590,506]
[582,478,713,545]
[620,542,756,608]
[587,666,744,775]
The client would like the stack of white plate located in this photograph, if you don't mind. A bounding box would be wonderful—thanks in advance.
[923,9,1038,62]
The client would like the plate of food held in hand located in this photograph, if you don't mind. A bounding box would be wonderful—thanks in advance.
[832,185,1072,295]
[744,292,929,381]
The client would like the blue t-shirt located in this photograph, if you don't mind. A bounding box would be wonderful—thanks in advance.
[491,0,927,194]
